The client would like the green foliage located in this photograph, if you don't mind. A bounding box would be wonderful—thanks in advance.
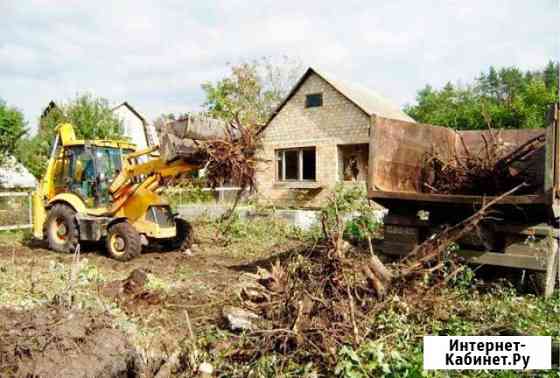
[16,93,123,178]
[405,62,559,130]
[201,56,302,127]
[321,184,380,241]
[207,212,313,257]
[39,94,123,139]
[164,181,214,209]
[0,99,27,165]
[335,342,424,378]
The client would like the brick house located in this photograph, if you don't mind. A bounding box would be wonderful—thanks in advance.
[255,67,415,207]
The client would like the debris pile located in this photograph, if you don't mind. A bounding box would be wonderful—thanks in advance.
[225,185,526,368]
[422,130,545,195]
[160,115,257,191]
[234,244,387,361]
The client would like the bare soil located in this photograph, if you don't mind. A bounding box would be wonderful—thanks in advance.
[0,305,137,377]
[0,224,305,377]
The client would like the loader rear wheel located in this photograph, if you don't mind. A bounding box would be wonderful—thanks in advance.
[45,204,79,253]
[163,218,193,253]
[106,222,141,261]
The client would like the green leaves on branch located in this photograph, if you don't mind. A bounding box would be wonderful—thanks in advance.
[17,93,123,178]
[0,100,27,165]
[39,94,123,140]
[405,61,559,130]
[201,56,302,128]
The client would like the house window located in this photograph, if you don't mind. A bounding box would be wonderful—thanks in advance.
[276,147,316,181]
[305,93,323,108]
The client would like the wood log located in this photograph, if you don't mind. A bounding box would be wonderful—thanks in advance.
[366,235,393,283]
[362,265,386,299]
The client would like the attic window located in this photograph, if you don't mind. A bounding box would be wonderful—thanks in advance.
[305,93,323,108]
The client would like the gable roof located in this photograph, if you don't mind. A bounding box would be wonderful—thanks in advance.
[112,101,146,124]
[263,67,415,130]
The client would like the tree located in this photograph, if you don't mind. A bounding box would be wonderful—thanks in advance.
[39,94,122,139]
[17,93,123,178]
[0,100,27,165]
[201,56,302,128]
[405,62,559,130]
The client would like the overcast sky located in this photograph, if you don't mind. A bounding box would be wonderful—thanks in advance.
[1,0,558,133]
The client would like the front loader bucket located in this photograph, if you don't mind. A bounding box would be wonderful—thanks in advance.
[159,133,203,163]
[169,115,240,141]
[159,115,241,163]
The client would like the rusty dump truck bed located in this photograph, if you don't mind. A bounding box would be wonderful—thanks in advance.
[367,112,559,211]
[367,106,560,296]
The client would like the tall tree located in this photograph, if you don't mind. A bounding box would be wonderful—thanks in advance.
[17,93,123,178]
[0,100,27,165]
[406,62,559,130]
[39,94,122,139]
[201,56,302,128]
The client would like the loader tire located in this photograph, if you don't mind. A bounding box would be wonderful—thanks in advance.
[106,222,142,261]
[163,218,194,253]
[45,204,79,253]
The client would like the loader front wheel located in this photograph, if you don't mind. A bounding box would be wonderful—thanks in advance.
[46,204,79,253]
[163,218,193,253]
[106,222,141,261]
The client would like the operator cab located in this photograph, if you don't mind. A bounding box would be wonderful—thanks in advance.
[54,144,134,207]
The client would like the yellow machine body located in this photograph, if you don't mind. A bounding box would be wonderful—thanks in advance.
[32,123,198,259]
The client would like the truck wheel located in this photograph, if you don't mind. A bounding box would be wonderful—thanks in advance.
[106,222,141,261]
[163,218,193,253]
[45,204,79,253]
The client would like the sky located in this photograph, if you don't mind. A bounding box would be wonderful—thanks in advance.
[1,0,558,133]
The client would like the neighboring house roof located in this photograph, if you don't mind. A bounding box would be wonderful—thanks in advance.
[263,67,415,131]
[0,156,37,189]
[112,101,147,124]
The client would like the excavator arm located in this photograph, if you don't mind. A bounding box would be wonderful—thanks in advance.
[107,145,201,215]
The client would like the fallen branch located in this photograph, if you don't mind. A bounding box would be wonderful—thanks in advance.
[400,183,527,278]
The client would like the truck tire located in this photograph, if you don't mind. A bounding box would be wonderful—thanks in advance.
[106,222,142,261]
[163,218,193,253]
[45,204,79,253]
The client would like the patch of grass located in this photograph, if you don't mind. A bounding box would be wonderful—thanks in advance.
[201,214,314,258]
[0,229,31,245]
[145,273,173,292]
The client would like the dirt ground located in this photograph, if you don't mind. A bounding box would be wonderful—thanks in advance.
[0,219,558,377]
[0,220,306,376]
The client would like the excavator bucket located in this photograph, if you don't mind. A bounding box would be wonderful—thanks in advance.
[159,115,241,163]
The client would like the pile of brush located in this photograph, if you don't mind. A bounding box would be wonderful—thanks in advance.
[201,122,257,190]
[225,186,525,369]
[159,115,257,191]
[235,243,390,361]
[422,129,545,195]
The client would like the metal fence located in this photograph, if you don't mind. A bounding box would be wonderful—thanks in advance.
[0,191,32,231]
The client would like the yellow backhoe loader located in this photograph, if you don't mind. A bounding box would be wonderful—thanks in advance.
[32,123,201,261]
